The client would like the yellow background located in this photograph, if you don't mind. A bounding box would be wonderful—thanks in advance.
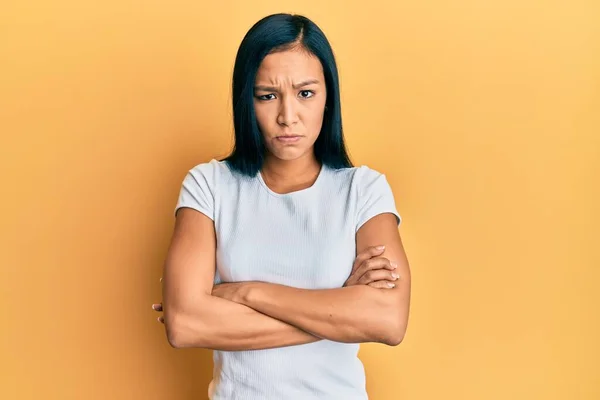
[2,1,598,399]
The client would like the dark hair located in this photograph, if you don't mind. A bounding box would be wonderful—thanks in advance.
[220,13,353,177]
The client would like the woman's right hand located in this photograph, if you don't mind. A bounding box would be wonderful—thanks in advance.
[343,245,400,289]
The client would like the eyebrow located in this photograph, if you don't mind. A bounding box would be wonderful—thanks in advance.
[254,79,321,92]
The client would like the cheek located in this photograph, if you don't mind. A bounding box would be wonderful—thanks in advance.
[306,108,326,131]
[253,105,271,130]
[309,97,326,122]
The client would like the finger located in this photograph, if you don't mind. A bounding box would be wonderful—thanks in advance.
[347,258,396,287]
[368,280,396,289]
[351,245,385,273]
[157,316,164,323]
[352,245,386,273]
[152,303,163,311]
[357,269,400,285]
[353,257,395,282]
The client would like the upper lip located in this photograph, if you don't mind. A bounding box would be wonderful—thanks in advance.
[277,134,302,137]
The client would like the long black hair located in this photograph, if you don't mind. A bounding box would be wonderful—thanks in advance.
[220,13,354,177]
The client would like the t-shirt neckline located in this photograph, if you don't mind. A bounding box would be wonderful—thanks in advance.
[257,163,326,197]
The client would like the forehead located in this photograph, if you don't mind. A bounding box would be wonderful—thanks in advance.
[255,49,324,82]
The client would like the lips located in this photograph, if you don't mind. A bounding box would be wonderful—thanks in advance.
[276,135,302,143]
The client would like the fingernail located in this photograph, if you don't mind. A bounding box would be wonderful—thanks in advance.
[152,304,156,309]
[392,272,400,279]
[387,282,395,288]
[391,261,397,269]
[376,245,385,250]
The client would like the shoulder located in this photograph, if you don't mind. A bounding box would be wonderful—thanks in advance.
[328,164,387,191]
[187,158,230,177]
[184,158,238,186]
[175,159,237,218]
[177,159,237,201]
[354,164,386,183]
[347,165,401,229]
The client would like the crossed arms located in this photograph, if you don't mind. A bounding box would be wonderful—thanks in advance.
[160,208,411,351]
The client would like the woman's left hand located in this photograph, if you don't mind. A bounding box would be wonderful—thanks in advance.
[152,277,164,324]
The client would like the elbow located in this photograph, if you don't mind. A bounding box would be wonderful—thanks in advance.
[164,310,200,349]
[380,290,410,346]
[162,296,214,349]
[166,329,186,349]
[364,316,406,346]
[164,313,187,349]
[167,332,184,349]
[384,326,406,347]
[380,311,408,347]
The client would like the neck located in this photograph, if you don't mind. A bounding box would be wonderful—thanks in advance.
[261,153,321,186]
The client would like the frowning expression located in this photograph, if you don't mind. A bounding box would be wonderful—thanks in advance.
[253,48,327,161]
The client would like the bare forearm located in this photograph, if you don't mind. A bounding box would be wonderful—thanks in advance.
[166,294,320,351]
[239,282,400,345]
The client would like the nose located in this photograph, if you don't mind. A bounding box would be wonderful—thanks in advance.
[277,95,299,127]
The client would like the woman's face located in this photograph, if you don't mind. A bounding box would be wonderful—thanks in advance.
[253,48,327,162]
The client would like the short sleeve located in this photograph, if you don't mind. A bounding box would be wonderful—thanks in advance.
[174,162,215,221]
[355,167,402,232]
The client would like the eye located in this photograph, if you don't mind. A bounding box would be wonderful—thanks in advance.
[256,94,276,101]
[299,90,315,99]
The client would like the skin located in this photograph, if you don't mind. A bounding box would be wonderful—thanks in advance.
[253,46,327,193]
[153,245,401,323]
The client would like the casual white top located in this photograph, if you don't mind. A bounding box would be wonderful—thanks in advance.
[174,158,402,400]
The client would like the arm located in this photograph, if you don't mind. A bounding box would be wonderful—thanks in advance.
[162,207,321,350]
[228,213,412,346]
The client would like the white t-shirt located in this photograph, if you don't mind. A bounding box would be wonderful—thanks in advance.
[175,158,401,400]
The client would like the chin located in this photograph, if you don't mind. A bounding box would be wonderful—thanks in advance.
[268,148,310,161]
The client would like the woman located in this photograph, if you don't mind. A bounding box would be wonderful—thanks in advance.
[152,13,411,400]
